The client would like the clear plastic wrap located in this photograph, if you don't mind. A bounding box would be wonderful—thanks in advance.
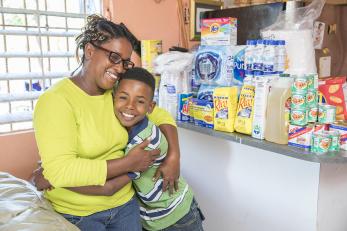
[261,0,326,75]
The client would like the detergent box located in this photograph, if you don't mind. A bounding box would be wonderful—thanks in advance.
[201,17,237,46]
[177,93,193,122]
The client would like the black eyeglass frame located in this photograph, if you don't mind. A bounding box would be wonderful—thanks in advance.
[89,41,135,70]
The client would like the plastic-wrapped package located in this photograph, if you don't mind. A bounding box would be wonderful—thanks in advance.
[192,45,246,87]
[261,0,325,75]
[153,51,194,118]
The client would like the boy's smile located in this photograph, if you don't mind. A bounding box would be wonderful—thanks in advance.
[114,79,155,129]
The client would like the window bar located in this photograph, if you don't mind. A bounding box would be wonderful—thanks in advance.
[64,0,71,72]
[45,0,52,89]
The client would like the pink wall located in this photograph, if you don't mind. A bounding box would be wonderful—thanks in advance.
[106,0,180,52]
[0,131,39,180]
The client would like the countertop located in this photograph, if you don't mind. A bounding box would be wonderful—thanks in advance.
[177,122,347,164]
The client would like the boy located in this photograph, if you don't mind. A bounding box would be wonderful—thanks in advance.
[71,67,204,231]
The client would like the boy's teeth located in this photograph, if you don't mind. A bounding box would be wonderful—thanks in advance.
[122,112,134,118]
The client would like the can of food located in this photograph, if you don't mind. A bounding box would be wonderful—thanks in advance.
[306,74,315,90]
[323,130,340,152]
[291,92,306,109]
[318,104,336,124]
[311,132,331,154]
[306,90,317,107]
[290,108,308,126]
[291,75,308,92]
[308,107,318,122]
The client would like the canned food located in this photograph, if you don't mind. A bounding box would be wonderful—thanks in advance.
[306,90,317,107]
[307,107,318,122]
[330,122,347,151]
[306,74,314,90]
[291,108,308,126]
[318,104,336,124]
[292,76,308,92]
[291,92,306,109]
[311,132,331,154]
[323,130,340,152]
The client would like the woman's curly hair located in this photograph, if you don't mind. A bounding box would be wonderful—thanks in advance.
[72,14,141,75]
[75,14,127,64]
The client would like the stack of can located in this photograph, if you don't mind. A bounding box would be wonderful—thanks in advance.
[290,74,318,126]
[288,74,341,154]
[311,130,340,154]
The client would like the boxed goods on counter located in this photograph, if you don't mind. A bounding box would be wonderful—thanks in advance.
[234,84,255,135]
[191,99,214,129]
[318,76,347,120]
[201,17,237,46]
[213,87,238,132]
[177,93,193,122]
[141,40,162,73]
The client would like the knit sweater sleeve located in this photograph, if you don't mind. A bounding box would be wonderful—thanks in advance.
[33,92,107,188]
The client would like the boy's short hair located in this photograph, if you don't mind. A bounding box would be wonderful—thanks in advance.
[119,67,155,96]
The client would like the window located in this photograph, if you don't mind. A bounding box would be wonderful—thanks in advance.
[0,0,101,133]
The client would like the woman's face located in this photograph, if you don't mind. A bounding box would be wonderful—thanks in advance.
[86,37,133,92]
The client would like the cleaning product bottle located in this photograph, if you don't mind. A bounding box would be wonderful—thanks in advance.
[265,77,293,144]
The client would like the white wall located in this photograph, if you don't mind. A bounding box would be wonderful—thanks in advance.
[178,128,320,231]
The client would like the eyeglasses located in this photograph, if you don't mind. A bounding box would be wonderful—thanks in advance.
[89,42,135,70]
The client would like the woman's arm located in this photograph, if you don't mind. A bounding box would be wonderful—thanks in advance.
[34,92,159,188]
[147,106,180,194]
[68,174,131,196]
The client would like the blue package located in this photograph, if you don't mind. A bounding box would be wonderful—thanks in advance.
[197,84,219,102]
[193,45,246,87]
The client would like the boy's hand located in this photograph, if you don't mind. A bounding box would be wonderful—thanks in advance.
[153,154,180,195]
[32,167,53,191]
[127,138,160,172]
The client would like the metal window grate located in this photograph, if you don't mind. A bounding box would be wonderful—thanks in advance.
[0,0,101,133]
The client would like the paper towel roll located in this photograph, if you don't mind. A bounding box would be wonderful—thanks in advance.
[262,29,317,75]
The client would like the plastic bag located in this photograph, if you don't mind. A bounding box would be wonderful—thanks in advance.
[261,0,326,75]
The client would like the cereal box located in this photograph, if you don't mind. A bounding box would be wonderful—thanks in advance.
[318,76,347,120]
[213,87,238,132]
[201,17,237,46]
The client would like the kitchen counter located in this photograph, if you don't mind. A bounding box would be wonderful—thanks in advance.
[177,123,347,231]
[177,122,347,163]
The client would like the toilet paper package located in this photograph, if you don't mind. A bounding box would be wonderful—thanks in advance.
[261,0,325,76]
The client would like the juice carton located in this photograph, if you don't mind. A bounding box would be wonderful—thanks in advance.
[201,17,237,46]
[213,87,238,132]
[177,93,193,122]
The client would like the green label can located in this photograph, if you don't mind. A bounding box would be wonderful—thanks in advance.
[308,107,318,122]
[291,76,308,92]
[306,90,317,107]
[318,104,336,124]
[311,132,331,154]
[306,74,315,90]
[323,130,340,152]
[290,108,308,126]
[291,92,306,109]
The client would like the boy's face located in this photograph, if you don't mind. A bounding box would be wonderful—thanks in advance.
[114,79,155,129]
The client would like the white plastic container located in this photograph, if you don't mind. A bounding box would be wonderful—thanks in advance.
[265,77,293,144]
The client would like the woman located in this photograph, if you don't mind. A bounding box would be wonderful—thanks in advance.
[33,15,180,231]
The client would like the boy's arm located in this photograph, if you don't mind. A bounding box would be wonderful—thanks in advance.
[67,174,131,196]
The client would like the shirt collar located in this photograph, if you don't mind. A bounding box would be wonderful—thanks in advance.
[128,116,149,142]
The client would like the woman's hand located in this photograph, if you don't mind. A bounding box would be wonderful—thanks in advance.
[126,138,160,172]
[153,153,180,195]
[32,167,53,191]
[154,124,181,195]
